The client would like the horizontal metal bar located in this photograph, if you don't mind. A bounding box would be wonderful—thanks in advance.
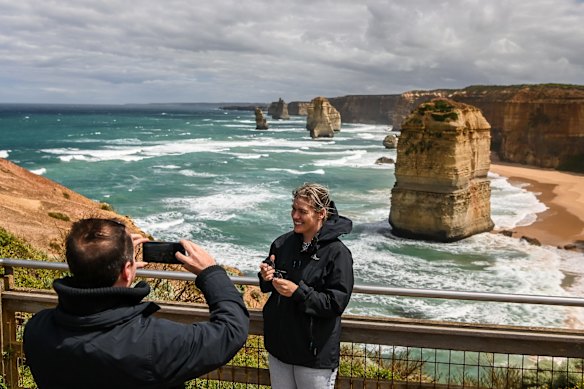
[2,257,584,307]
[4,290,584,358]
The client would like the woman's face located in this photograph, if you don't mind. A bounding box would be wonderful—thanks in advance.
[291,196,325,241]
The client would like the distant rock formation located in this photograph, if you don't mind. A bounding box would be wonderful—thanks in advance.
[391,90,452,130]
[288,101,310,116]
[306,97,341,138]
[220,105,267,111]
[390,85,584,172]
[328,95,400,124]
[267,102,278,116]
[383,134,399,149]
[375,157,395,165]
[271,98,290,120]
[389,98,494,242]
[453,85,584,172]
[255,107,268,130]
[277,84,584,171]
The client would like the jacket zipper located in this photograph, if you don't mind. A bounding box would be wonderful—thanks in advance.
[308,316,317,356]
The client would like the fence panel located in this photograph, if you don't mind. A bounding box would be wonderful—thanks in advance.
[2,259,584,388]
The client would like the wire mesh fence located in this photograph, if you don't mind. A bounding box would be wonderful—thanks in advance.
[3,259,584,389]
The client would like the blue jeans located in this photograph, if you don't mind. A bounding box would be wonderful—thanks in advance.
[268,353,338,389]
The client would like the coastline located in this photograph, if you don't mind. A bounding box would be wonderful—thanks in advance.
[489,161,584,251]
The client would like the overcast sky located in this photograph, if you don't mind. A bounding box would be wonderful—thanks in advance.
[1,0,583,104]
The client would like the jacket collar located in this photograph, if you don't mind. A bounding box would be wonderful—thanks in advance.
[52,277,159,328]
[295,200,352,257]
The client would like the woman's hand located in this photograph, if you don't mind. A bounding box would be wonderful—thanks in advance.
[259,254,276,281]
[272,278,298,297]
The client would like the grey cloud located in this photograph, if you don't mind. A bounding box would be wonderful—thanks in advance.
[0,0,582,104]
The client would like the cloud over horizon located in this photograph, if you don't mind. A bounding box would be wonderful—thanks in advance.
[0,0,583,104]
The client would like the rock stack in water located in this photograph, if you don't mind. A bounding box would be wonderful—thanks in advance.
[389,98,494,242]
[271,98,290,120]
[255,107,268,129]
[306,97,341,138]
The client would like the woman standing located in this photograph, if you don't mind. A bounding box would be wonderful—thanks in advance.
[259,183,354,389]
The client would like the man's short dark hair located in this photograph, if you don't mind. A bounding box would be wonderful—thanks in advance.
[65,218,133,287]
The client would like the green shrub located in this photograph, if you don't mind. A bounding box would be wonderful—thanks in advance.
[0,228,48,261]
[0,227,65,289]
[48,212,70,221]
[100,202,114,211]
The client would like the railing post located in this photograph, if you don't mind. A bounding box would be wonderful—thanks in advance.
[2,266,14,291]
[0,266,4,386]
[1,266,21,389]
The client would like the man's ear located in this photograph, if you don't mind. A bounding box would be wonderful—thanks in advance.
[115,260,134,287]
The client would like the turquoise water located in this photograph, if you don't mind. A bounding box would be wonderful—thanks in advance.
[1,104,582,327]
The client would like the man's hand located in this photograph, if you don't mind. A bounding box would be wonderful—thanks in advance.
[131,234,150,248]
[175,239,216,275]
[131,234,150,269]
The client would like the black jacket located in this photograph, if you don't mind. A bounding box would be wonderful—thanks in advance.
[23,265,249,389]
[259,202,354,369]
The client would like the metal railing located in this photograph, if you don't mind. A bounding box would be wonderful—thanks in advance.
[4,258,582,307]
[2,258,584,388]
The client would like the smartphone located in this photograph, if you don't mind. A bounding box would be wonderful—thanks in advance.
[142,241,185,264]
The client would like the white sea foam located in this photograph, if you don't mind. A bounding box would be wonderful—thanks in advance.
[44,147,146,162]
[12,108,576,327]
[198,241,266,271]
[231,153,269,159]
[152,165,181,169]
[489,172,547,229]
[102,138,143,145]
[345,227,573,326]
[340,124,389,134]
[312,149,396,169]
[42,136,339,162]
[30,168,46,175]
[177,170,217,177]
[313,150,368,167]
[265,168,325,175]
[133,212,197,240]
[0,150,9,158]
[163,185,287,221]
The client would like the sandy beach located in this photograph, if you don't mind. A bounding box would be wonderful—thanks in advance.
[489,161,584,251]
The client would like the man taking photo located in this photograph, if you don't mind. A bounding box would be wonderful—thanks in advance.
[24,218,249,389]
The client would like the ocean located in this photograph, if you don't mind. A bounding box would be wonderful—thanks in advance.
[1,103,582,328]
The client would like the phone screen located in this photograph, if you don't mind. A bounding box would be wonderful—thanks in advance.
[142,242,185,264]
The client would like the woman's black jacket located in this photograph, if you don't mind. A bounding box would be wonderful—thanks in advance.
[259,202,354,369]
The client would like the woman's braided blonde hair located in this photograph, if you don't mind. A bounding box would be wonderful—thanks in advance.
[293,183,331,221]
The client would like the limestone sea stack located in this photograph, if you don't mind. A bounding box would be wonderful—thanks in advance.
[306,97,341,138]
[271,98,290,120]
[389,98,494,242]
[255,107,268,130]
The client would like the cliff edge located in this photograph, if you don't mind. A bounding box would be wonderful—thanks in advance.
[0,157,145,256]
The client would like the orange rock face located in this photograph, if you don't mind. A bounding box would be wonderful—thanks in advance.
[389,98,494,242]
[306,96,341,138]
[392,85,584,172]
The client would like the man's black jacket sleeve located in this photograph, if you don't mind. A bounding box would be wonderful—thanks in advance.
[151,265,249,385]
